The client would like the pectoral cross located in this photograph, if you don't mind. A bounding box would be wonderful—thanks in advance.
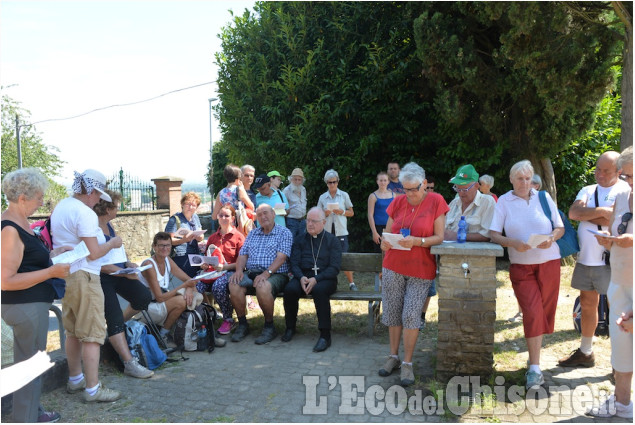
[312,264,319,275]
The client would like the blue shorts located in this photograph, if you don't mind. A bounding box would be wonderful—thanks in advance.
[428,278,437,297]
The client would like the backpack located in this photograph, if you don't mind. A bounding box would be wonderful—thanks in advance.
[125,320,167,370]
[572,294,610,336]
[173,303,218,352]
[30,218,53,251]
[538,191,580,258]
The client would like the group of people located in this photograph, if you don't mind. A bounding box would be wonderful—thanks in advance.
[1,148,632,422]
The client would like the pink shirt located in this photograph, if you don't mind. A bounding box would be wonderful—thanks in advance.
[383,193,448,279]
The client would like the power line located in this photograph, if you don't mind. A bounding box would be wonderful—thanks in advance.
[20,81,215,128]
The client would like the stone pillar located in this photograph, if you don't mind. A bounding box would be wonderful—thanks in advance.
[431,241,504,382]
[151,176,183,216]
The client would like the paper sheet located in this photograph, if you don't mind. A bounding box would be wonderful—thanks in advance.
[188,254,220,266]
[586,228,617,239]
[327,203,340,211]
[109,264,152,275]
[1,351,54,397]
[100,245,128,265]
[193,270,227,281]
[527,233,551,248]
[51,241,89,273]
[381,232,411,251]
[273,203,287,216]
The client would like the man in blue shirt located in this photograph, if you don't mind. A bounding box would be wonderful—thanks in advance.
[387,162,405,194]
[253,174,289,227]
[228,204,293,344]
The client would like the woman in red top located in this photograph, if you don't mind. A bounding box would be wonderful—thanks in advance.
[196,204,245,335]
[378,162,448,386]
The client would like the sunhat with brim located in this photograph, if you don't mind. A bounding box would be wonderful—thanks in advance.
[449,164,479,186]
[267,170,283,178]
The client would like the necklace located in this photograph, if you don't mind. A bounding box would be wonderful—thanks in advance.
[403,196,425,232]
[310,231,326,275]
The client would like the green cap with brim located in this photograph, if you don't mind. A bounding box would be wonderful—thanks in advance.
[267,170,282,178]
[449,164,479,185]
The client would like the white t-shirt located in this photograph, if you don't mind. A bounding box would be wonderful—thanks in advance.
[490,189,563,265]
[50,196,105,275]
[575,180,630,266]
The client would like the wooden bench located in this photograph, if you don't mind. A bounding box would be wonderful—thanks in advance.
[293,252,383,337]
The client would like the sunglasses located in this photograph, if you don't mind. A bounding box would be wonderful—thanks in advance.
[617,212,633,235]
[453,182,477,193]
[327,180,338,185]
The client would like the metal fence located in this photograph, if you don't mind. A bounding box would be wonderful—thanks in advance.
[108,168,156,211]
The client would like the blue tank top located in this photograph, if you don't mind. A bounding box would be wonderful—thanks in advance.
[373,193,394,226]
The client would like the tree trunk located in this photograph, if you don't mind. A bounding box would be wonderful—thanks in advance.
[529,155,558,206]
[539,157,558,207]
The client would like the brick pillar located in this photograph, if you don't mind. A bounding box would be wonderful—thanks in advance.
[151,176,183,216]
[430,242,503,382]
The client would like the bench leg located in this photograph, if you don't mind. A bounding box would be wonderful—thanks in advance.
[368,301,373,337]
[49,304,65,352]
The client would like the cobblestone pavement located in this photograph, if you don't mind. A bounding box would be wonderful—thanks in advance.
[30,326,631,424]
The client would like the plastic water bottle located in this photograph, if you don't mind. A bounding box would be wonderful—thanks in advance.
[197,325,208,340]
[457,216,467,243]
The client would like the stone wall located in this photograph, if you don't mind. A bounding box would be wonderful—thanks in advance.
[109,210,170,260]
[30,210,170,261]
[431,241,503,382]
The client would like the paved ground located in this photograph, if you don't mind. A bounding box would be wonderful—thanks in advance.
[25,318,630,423]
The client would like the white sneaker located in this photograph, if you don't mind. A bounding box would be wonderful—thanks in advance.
[587,395,633,419]
[124,358,154,379]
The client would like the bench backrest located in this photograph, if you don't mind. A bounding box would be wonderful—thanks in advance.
[340,253,382,273]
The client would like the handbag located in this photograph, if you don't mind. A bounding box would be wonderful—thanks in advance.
[538,191,580,258]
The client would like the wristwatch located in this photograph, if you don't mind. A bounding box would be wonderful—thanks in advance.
[267,270,273,275]
[421,238,426,247]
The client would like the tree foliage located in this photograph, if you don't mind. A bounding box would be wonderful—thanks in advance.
[553,69,622,213]
[215,1,623,250]
[412,1,623,200]
[1,93,67,212]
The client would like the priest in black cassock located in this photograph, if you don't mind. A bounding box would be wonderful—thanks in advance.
[282,207,342,352]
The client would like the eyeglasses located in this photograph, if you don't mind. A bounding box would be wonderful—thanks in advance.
[617,212,633,235]
[156,243,172,249]
[619,174,633,182]
[453,182,477,193]
[426,186,435,191]
[327,180,338,185]
[403,184,421,193]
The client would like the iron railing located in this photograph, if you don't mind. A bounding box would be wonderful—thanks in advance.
[108,168,156,211]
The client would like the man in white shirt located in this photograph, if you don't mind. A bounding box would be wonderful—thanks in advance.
[559,151,630,368]
[282,168,308,240]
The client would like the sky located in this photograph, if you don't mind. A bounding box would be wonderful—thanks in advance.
[1,0,255,186]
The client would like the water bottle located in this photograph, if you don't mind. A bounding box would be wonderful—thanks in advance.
[457,216,467,243]
[197,325,208,340]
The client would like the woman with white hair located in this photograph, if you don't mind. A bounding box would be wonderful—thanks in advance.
[479,174,498,202]
[490,160,564,391]
[531,174,543,191]
[318,169,356,290]
[378,162,448,386]
[1,168,71,422]
[590,146,633,419]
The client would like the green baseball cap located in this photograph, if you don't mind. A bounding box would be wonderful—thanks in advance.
[267,170,283,178]
[449,164,479,185]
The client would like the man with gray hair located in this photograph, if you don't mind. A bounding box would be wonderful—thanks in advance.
[283,168,308,240]
[559,151,630,368]
[282,207,342,352]
[228,204,293,344]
